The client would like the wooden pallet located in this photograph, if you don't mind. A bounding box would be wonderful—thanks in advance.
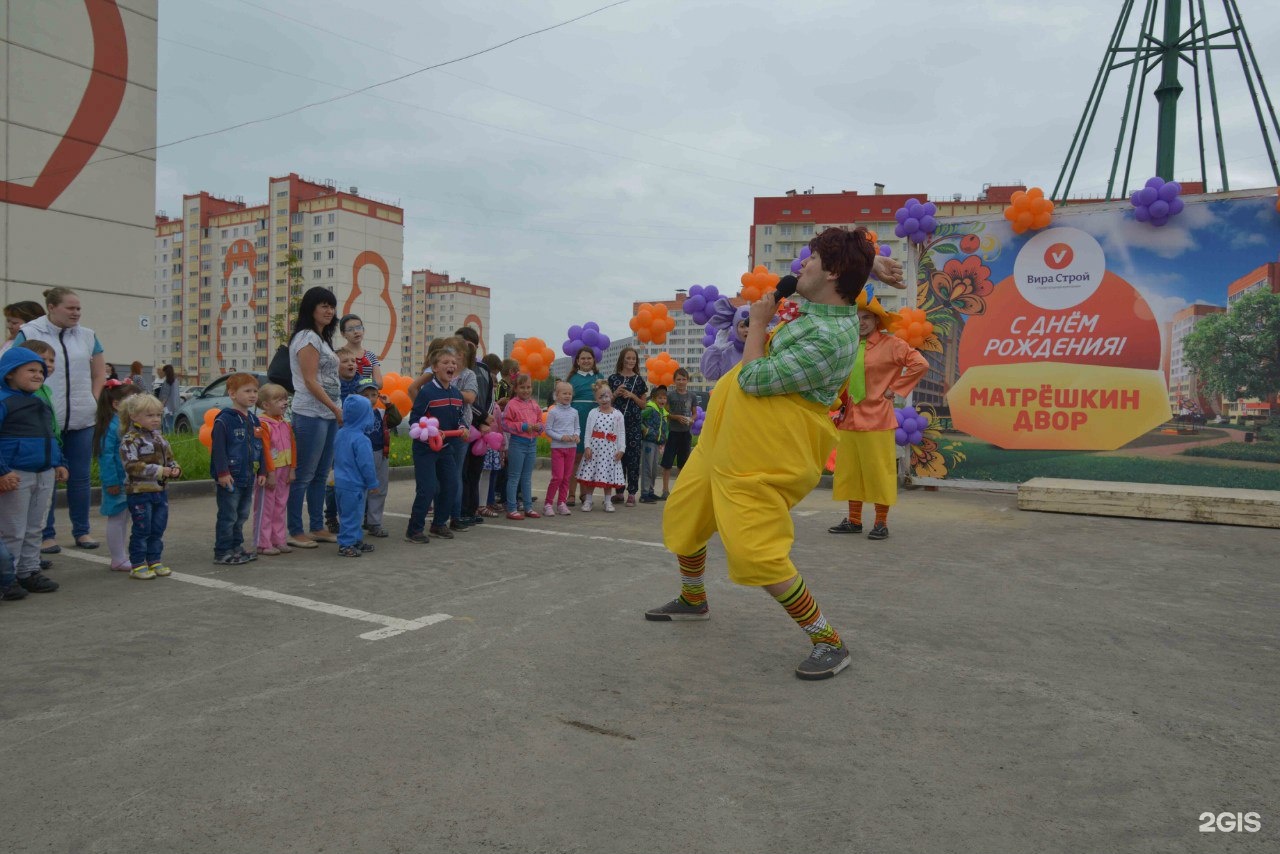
[1017,477,1280,528]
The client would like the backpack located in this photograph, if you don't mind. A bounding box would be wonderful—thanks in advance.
[267,344,294,394]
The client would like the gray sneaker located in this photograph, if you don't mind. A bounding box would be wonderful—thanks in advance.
[795,642,851,680]
[644,598,709,621]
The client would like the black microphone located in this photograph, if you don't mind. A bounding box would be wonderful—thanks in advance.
[775,275,797,300]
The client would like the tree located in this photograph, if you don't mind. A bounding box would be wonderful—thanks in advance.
[269,251,304,346]
[1182,290,1280,418]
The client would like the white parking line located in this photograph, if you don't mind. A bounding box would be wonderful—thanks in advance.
[382,511,667,549]
[55,548,451,641]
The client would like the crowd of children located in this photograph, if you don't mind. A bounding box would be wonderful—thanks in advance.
[0,329,701,600]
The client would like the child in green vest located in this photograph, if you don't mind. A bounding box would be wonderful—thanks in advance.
[639,386,669,503]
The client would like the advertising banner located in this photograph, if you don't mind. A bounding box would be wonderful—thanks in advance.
[905,190,1280,486]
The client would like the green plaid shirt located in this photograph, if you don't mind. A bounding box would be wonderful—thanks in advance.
[737,297,861,406]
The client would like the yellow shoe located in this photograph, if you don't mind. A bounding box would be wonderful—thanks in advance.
[129,565,155,580]
[150,563,171,577]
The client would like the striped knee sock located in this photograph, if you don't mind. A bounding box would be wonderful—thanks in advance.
[773,574,842,647]
[847,501,863,525]
[677,547,707,607]
[874,504,889,526]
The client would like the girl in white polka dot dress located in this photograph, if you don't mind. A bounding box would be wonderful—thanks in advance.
[576,380,626,513]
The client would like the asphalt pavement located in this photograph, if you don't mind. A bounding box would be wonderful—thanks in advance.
[1,473,1275,853]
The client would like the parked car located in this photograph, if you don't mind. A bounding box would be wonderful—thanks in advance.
[180,384,204,402]
[172,372,269,433]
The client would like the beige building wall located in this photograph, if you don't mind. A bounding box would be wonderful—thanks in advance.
[2,0,158,367]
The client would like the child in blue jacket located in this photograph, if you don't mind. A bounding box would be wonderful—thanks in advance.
[0,348,68,594]
[95,382,141,571]
[333,393,379,557]
[210,373,264,565]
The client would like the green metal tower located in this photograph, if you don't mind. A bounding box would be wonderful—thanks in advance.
[1054,0,1280,201]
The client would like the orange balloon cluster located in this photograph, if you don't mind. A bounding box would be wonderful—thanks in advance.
[381,372,414,415]
[1003,187,1055,234]
[645,352,680,387]
[866,229,880,254]
[630,303,677,345]
[511,336,556,381]
[198,407,219,450]
[739,265,781,302]
[889,307,935,349]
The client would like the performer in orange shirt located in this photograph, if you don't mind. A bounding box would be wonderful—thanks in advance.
[828,292,928,540]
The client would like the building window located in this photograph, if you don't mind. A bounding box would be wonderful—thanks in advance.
[290,231,301,242]
[763,243,772,254]
[291,213,303,224]
[763,226,772,235]
[276,226,287,234]
[328,213,336,224]
[802,209,811,215]
[312,251,321,261]
[861,208,871,214]
[327,231,335,242]
[313,269,321,279]
[802,225,813,236]
[780,225,793,236]
[781,209,790,215]
[313,215,322,226]
[313,234,321,244]
[327,249,335,260]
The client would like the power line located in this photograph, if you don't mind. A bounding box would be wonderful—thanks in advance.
[3,0,632,183]
[401,212,740,243]
[229,0,866,189]
[154,35,780,192]
[152,40,747,240]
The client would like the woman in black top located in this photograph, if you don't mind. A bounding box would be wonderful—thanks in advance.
[607,347,648,506]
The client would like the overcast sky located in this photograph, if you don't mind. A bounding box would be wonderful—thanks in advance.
[155,0,1280,347]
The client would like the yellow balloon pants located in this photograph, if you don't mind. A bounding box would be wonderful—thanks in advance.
[662,364,837,587]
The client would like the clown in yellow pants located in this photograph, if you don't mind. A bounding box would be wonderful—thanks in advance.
[648,363,850,681]
[662,364,836,585]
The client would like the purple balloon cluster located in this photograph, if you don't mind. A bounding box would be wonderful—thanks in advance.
[682,285,721,325]
[789,245,812,275]
[562,321,612,362]
[691,405,706,436]
[893,198,938,245]
[1130,177,1184,227]
[894,407,927,447]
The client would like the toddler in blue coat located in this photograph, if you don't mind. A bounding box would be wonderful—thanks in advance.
[333,394,379,557]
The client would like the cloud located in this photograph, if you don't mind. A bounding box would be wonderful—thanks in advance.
[153,0,1280,351]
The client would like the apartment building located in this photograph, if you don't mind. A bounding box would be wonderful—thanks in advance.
[1167,303,1226,415]
[401,269,492,372]
[154,174,404,383]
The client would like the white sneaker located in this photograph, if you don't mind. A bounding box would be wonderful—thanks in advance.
[581,496,593,512]
[543,503,555,518]
[603,499,616,513]
[557,503,571,516]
